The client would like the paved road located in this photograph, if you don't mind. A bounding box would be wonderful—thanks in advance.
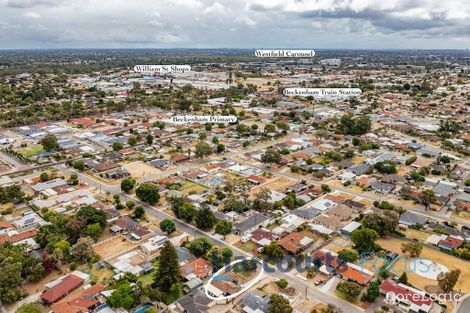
[59,164,366,313]
[455,294,470,313]
[230,156,470,228]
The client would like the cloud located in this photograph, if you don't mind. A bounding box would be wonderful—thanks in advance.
[0,0,468,49]
[22,11,40,18]
[204,2,225,15]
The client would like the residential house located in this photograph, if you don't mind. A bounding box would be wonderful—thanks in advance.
[277,232,314,254]
[41,273,86,304]
[51,284,105,313]
[380,280,432,313]
[180,258,213,280]
[338,263,373,286]
[233,213,269,236]
[438,236,464,251]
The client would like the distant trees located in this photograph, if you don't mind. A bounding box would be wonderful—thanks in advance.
[40,134,59,151]
[73,160,86,171]
[363,280,381,302]
[136,183,160,204]
[133,206,145,219]
[160,219,176,234]
[70,237,94,263]
[374,161,397,174]
[146,133,154,145]
[112,142,123,151]
[419,189,436,209]
[127,136,138,146]
[337,113,371,135]
[261,148,282,164]
[336,281,362,302]
[40,172,49,182]
[195,141,213,158]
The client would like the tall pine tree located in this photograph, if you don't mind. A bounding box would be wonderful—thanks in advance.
[154,241,181,291]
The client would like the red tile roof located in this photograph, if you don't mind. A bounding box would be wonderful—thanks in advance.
[438,236,464,249]
[51,284,105,313]
[380,280,432,310]
[251,229,274,243]
[41,274,84,303]
[0,229,38,244]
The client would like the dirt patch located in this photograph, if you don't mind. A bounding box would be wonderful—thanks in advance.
[93,236,140,261]
[123,161,160,179]
[249,176,298,197]
[377,237,470,292]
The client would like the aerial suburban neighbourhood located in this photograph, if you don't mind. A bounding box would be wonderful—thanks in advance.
[1,2,470,313]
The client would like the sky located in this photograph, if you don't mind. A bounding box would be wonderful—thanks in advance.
[0,0,469,49]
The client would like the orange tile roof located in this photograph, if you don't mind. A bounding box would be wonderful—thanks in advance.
[340,265,372,285]
[180,258,213,278]
[0,229,38,244]
[277,232,306,254]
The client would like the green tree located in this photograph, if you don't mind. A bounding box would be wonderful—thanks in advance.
[261,148,282,164]
[438,269,460,293]
[268,294,293,313]
[195,206,215,230]
[73,160,86,171]
[136,183,160,204]
[401,242,423,258]
[188,237,213,257]
[195,141,213,158]
[215,220,232,238]
[263,241,285,259]
[398,272,408,284]
[362,211,399,237]
[419,189,436,209]
[363,280,380,302]
[276,278,288,289]
[160,219,176,234]
[351,228,380,253]
[70,237,94,263]
[112,142,123,151]
[86,223,102,240]
[338,249,358,262]
[154,241,181,291]
[133,206,145,219]
[128,136,138,146]
[16,303,42,313]
[146,133,154,145]
[40,134,59,151]
[108,283,136,309]
[216,143,225,153]
[121,178,136,193]
[40,172,49,182]
[336,281,362,301]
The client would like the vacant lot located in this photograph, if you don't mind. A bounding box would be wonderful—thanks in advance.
[123,161,160,179]
[93,236,140,260]
[180,180,208,195]
[250,176,298,197]
[378,237,470,292]
[17,144,44,158]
